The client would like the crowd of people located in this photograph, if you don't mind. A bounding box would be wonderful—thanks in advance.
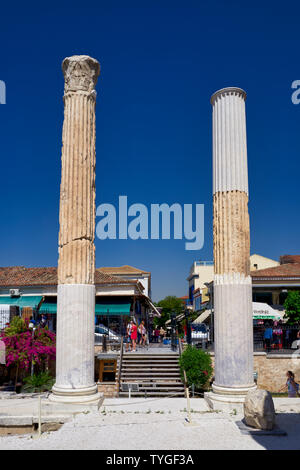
[262,320,300,351]
[125,320,167,352]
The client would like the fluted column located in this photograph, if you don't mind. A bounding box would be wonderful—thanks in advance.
[208,87,256,407]
[51,55,101,404]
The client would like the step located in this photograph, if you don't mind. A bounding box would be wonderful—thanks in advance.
[121,372,181,376]
[120,387,183,392]
[121,376,182,383]
[122,362,179,366]
[119,391,185,397]
[122,359,179,363]
[122,355,180,359]
[121,382,183,385]
[122,363,180,366]
[122,360,179,367]
[120,382,184,387]
[122,365,179,372]
[139,388,184,392]
[121,375,181,379]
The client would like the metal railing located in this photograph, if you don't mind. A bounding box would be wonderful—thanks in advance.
[0,309,56,332]
[253,324,300,353]
[117,336,124,397]
[202,324,300,354]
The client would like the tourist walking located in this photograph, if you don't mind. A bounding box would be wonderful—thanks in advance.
[159,326,165,343]
[154,327,160,343]
[279,371,299,397]
[126,321,133,352]
[151,328,155,343]
[263,323,273,352]
[273,321,283,350]
[139,320,147,347]
[130,321,138,352]
[39,314,47,328]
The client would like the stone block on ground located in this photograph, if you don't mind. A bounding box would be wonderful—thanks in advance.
[244,389,275,430]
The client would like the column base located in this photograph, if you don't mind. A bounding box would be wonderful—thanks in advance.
[50,384,103,406]
[204,383,257,412]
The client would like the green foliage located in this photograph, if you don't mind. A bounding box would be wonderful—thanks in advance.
[4,316,27,336]
[179,345,213,390]
[284,291,300,324]
[21,372,55,393]
[155,296,183,327]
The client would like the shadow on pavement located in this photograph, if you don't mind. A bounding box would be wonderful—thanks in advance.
[249,412,300,450]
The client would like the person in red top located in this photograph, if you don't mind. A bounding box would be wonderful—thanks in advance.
[130,321,138,352]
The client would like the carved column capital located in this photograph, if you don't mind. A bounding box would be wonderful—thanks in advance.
[62,55,100,95]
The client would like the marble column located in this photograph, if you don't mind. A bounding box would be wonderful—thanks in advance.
[51,55,101,404]
[207,87,256,409]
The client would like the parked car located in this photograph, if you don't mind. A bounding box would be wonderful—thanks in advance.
[95,324,121,343]
[190,323,210,343]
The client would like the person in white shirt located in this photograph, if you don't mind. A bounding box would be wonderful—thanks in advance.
[126,321,133,352]
[138,321,147,347]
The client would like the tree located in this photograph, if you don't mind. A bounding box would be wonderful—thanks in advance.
[284,291,300,324]
[179,345,213,390]
[155,296,183,327]
[0,317,56,387]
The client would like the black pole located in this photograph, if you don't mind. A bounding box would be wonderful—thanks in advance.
[171,312,177,351]
[185,310,191,345]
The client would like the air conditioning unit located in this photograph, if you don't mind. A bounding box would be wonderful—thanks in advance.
[10,289,20,297]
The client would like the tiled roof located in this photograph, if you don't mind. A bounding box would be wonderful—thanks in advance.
[0,266,140,287]
[98,265,150,275]
[251,263,300,278]
[280,255,300,265]
[0,267,58,286]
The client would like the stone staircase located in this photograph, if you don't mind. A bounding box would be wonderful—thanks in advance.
[118,352,185,397]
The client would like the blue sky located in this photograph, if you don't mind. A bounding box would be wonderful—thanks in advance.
[0,1,299,301]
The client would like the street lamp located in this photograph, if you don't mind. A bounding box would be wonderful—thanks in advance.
[28,319,36,377]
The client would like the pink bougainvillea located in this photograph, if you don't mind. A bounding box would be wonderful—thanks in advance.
[0,324,56,371]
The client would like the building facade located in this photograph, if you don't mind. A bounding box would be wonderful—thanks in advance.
[188,255,281,312]
[251,255,300,310]
[0,265,158,331]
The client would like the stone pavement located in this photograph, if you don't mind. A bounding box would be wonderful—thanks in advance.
[0,396,299,449]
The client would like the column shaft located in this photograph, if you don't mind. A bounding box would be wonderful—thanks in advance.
[211,88,255,398]
[58,92,96,285]
[51,55,100,403]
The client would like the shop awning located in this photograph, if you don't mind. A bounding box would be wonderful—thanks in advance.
[142,295,161,317]
[252,302,282,320]
[39,303,57,314]
[165,313,185,326]
[0,297,16,305]
[0,296,43,308]
[193,309,211,324]
[95,302,131,316]
[193,303,283,321]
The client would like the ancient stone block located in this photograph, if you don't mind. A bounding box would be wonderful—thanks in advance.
[244,389,276,430]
